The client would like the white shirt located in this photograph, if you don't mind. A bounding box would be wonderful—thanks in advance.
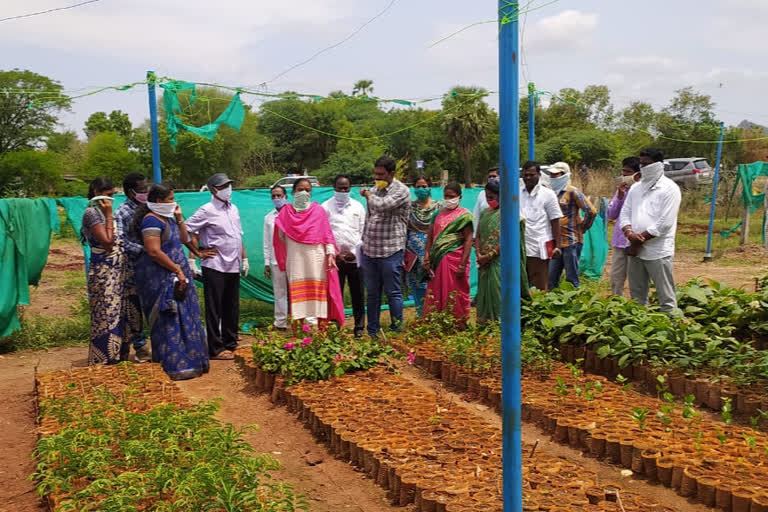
[473,190,488,237]
[520,181,563,259]
[263,209,278,266]
[322,197,366,255]
[619,176,681,260]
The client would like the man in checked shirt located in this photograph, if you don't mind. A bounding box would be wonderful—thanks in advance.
[360,156,411,337]
[546,162,597,290]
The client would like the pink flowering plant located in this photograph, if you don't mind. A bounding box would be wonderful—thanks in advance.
[251,324,395,385]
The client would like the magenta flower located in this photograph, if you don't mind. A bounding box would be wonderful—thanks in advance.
[258,339,267,345]
[301,337,313,347]
[283,342,296,351]
[333,353,343,363]
[407,352,415,365]
[302,324,311,333]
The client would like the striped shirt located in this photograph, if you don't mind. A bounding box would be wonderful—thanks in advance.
[556,185,597,248]
[362,179,411,258]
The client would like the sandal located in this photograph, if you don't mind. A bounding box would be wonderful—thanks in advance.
[212,350,235,360]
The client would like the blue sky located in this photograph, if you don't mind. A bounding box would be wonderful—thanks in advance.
[2,0,766,137]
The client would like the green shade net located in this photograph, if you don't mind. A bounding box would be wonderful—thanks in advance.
[579,198,610,281]
[720,161,768,241]
[0,198,59,337]
[160,81,246,149]
[57,186,613,304]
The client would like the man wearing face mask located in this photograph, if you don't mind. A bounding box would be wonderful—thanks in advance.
[322,175,366,337]
[620,148,681,313]
[606,157,641,296]
[546,162,597,289]
[263,185,289,330]
[185,173,247,360]
[360,156,411,337]
[472,167,500,238]
[519,161,563,291]
[114,172,151,363]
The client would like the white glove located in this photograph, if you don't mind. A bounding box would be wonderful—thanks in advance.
[188,258,201,275]
[242,258,250,277]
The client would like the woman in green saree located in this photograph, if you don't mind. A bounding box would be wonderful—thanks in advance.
[422,183,474,325]
[475,180,530,324]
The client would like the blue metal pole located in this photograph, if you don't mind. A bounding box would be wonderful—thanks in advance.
[703,121,725,262]
[528,82,535,161]
[498,2,522,512]
[147,70,162,183]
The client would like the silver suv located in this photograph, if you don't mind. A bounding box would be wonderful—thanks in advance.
[663,158,713,187]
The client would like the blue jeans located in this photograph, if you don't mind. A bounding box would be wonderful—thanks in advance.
[548,243,582,289]
[361,251,404,336]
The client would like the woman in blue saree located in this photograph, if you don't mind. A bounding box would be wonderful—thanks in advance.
[405,176,439,316]
[132,184,209,380]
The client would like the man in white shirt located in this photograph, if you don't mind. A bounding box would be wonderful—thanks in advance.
[323,175,366,337]
[620,148,682,313]
[520,161,563,291]
[473,167,499,237]
[263,185,289,330]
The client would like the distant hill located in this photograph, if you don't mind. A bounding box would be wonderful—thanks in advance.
[738,120,768,134]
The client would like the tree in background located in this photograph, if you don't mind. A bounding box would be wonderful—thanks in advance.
[79,132,139,183]
[0,150,62,196]
[46,130,78,153]
[656,87,721,162]
[0,69,71,156]
[352,80,374,97]
[441,87,492,187]
[84,110,132,139]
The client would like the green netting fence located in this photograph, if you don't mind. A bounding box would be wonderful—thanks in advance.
[720,162,768,242]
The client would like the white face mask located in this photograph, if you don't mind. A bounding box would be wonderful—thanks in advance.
[334,191,350,205]
[442,197,460,210]
[293,190,311,212]
[550,174,570,194]
[147,202,177,218]
[216,185,232,202]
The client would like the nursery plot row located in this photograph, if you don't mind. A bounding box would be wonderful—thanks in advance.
[235,347,684,512]
[34,363,308,511]
[394,336,768,512]
[522,282,768,409]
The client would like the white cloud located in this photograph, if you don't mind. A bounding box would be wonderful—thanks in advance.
[613,56,679,72]
[525,10,598,54]
[0,0,363,73]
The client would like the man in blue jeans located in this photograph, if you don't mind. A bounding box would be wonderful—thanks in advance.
[360,156,411,337]
[546,162,597,289]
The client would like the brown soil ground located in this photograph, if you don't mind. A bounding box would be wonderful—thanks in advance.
[25,242,85,318]
[3,240,764,511]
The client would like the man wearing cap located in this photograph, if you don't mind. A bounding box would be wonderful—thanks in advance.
[185,173,249,360]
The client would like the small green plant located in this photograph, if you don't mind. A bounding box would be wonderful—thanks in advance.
[721,397,733,425]
[631,406,649,430]
[616,374,632,393]
[554,377,569,398]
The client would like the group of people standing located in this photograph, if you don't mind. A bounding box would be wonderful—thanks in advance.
[262,156,495,337]
[82,172,248,380]
[81,148,681,380]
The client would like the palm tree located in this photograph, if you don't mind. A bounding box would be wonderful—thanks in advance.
[352,80,374,97]
[441,86,491,187]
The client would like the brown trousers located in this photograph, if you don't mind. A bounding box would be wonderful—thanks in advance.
[526,257,549,291]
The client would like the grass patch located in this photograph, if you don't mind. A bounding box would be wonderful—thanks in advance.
[0,298,90,354]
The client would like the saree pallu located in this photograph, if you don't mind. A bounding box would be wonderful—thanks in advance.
[423,208,473,324]
[136,217,209,381]
[87,242,130,365]
[406,201,440,315]
[476,208,501,324]
[123,259,144,344]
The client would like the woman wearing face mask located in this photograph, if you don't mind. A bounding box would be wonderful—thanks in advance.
[272,178,345,330]
[422,183,474,326]
[405,175,440,316]
[131,184,209,380]
[474,180,506,324]
[82,177,131,365]
[607,157,641,296]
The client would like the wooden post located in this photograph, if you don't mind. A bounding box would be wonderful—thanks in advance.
[741,204,750,245]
